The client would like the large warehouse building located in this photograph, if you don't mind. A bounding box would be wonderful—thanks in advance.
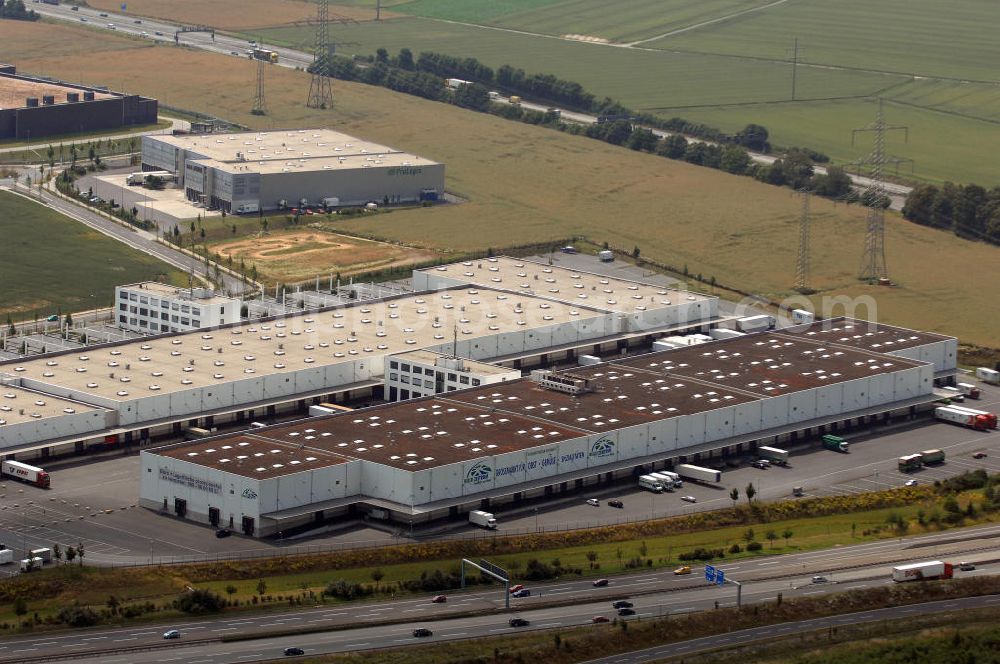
[140,129,445,213]
[0,64,157,139]
[139,317,956,536]
[0,258,718,456]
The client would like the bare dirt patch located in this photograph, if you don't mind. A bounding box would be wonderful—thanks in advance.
[210,229,438,284]
[85,0,385,30]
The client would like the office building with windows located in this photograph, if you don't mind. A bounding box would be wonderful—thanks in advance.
[114,282,240,334]
[384,349,521,401]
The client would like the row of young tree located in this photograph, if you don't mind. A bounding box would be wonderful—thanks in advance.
[903,182,1000,245]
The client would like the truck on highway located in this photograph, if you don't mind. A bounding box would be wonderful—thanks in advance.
[676,464,721,483]
[892,560,953,582]
[251,47,278,63]
[508,95,521,105]
[935,406,992,431]
[735,315,775,333]
[1,460,50,488]
[638,475,664,493]
[469,510,497,529]
[821,435,849,453]
[898,454,922,472]
[757,446,789,466]
[920,449,946,465]
[957,383,981,399]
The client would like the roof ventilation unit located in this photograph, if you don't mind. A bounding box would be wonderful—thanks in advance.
[83,91,95,101]
[66,92,80,103]
[25,97,38,107]
[42,95,55,105]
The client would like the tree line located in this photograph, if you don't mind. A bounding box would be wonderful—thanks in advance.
[0,0,38,21]
[310,49,860,204]
[903,182,1000,246]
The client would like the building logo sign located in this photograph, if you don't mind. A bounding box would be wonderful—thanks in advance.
[158,467,221,495]
[465,461,493,486]
[387,166,423,177]
[589,437,616,459]
[241,487,259,500]
[526,447,559,472]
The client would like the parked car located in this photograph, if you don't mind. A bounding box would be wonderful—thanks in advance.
[811,576,829,584]
[673,566,692,575]
[959,562,976,571]
[973,452,988,459]
[592,578,609,587]
[133,18,142,23]
[617,607,636,616]
[45,314,59,322]
[905,479,918,487]
[751,460,770,469]
[508,584,524,594]
[431,595,447,603]
[680,495,697,503]
[154,30,164,36]
[508,617,529,627]
[591,616,610,623]
[607,499,624,508]
[511,588,531,598]
[611,600,633,609]
[98,12,108,16]
[283,647,304,656]
[215,528,231,538]
[412,628,433,637]
[163,629,180,639]
[586,498,600,507]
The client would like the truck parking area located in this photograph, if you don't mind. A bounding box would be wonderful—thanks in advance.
[0,383,997,569]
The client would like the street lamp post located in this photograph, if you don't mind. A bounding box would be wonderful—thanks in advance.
[534,507,538,533]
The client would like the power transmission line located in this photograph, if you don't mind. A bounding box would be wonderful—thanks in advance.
[307,0,334,109]
[251,52,268,116]
[850,99,911,284]
[794,189,812,293]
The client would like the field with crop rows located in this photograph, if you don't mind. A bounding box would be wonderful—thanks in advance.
[0,191,186,318]
[6,23,1000,346]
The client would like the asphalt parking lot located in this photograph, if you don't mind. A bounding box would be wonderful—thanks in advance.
[1,386,997,568]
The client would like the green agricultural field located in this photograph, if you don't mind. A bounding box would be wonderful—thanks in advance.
[649,0,1000,82]
[260,19,893,108]
[0,191,186,319]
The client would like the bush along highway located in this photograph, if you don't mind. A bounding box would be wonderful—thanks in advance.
[0,471,997,632]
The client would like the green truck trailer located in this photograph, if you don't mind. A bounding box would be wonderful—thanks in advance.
[920,449,945,464]
[821,435,849,453]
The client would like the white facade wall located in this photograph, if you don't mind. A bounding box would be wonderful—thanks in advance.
[140,451,263,524]
[0,409,108,449]
[887,338,957,375]
[115,285,239,335]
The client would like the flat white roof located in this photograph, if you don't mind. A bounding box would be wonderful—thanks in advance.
[0,385,102,425]
[2,288,606,402]
[421,256,712,314]
[150,128,441,168]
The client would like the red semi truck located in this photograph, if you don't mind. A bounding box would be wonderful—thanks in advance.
[935,406,993,431]
[1,460,50,488]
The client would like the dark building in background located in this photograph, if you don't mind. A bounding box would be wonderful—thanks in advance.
[0,64,158,140]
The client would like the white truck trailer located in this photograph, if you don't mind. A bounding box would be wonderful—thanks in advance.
[1,460,50,488]
[469,510,497,529]
[735,315,775,333]
[0,550,12,565]
[676,464,722,483]
[649,472,677,491]
[975,367,1000,385]
[892,561,953,582]
[757,446,789,465]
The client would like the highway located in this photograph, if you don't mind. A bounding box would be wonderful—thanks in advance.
[0,525,997,662]
[32,4,914,211]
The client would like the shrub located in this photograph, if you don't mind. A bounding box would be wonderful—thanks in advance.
[57,606,100,627]
[746,541,763,552]
[728,543,742,554]
[176,589,225,615]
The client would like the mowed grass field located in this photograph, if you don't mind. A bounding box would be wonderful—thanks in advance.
[6,24,1000,346]
[0,191,186,318]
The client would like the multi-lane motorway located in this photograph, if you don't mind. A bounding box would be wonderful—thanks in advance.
[1,523,997,662]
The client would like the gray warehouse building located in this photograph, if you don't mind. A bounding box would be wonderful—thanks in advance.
[140,129,445,213]
[0,64,157,140]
